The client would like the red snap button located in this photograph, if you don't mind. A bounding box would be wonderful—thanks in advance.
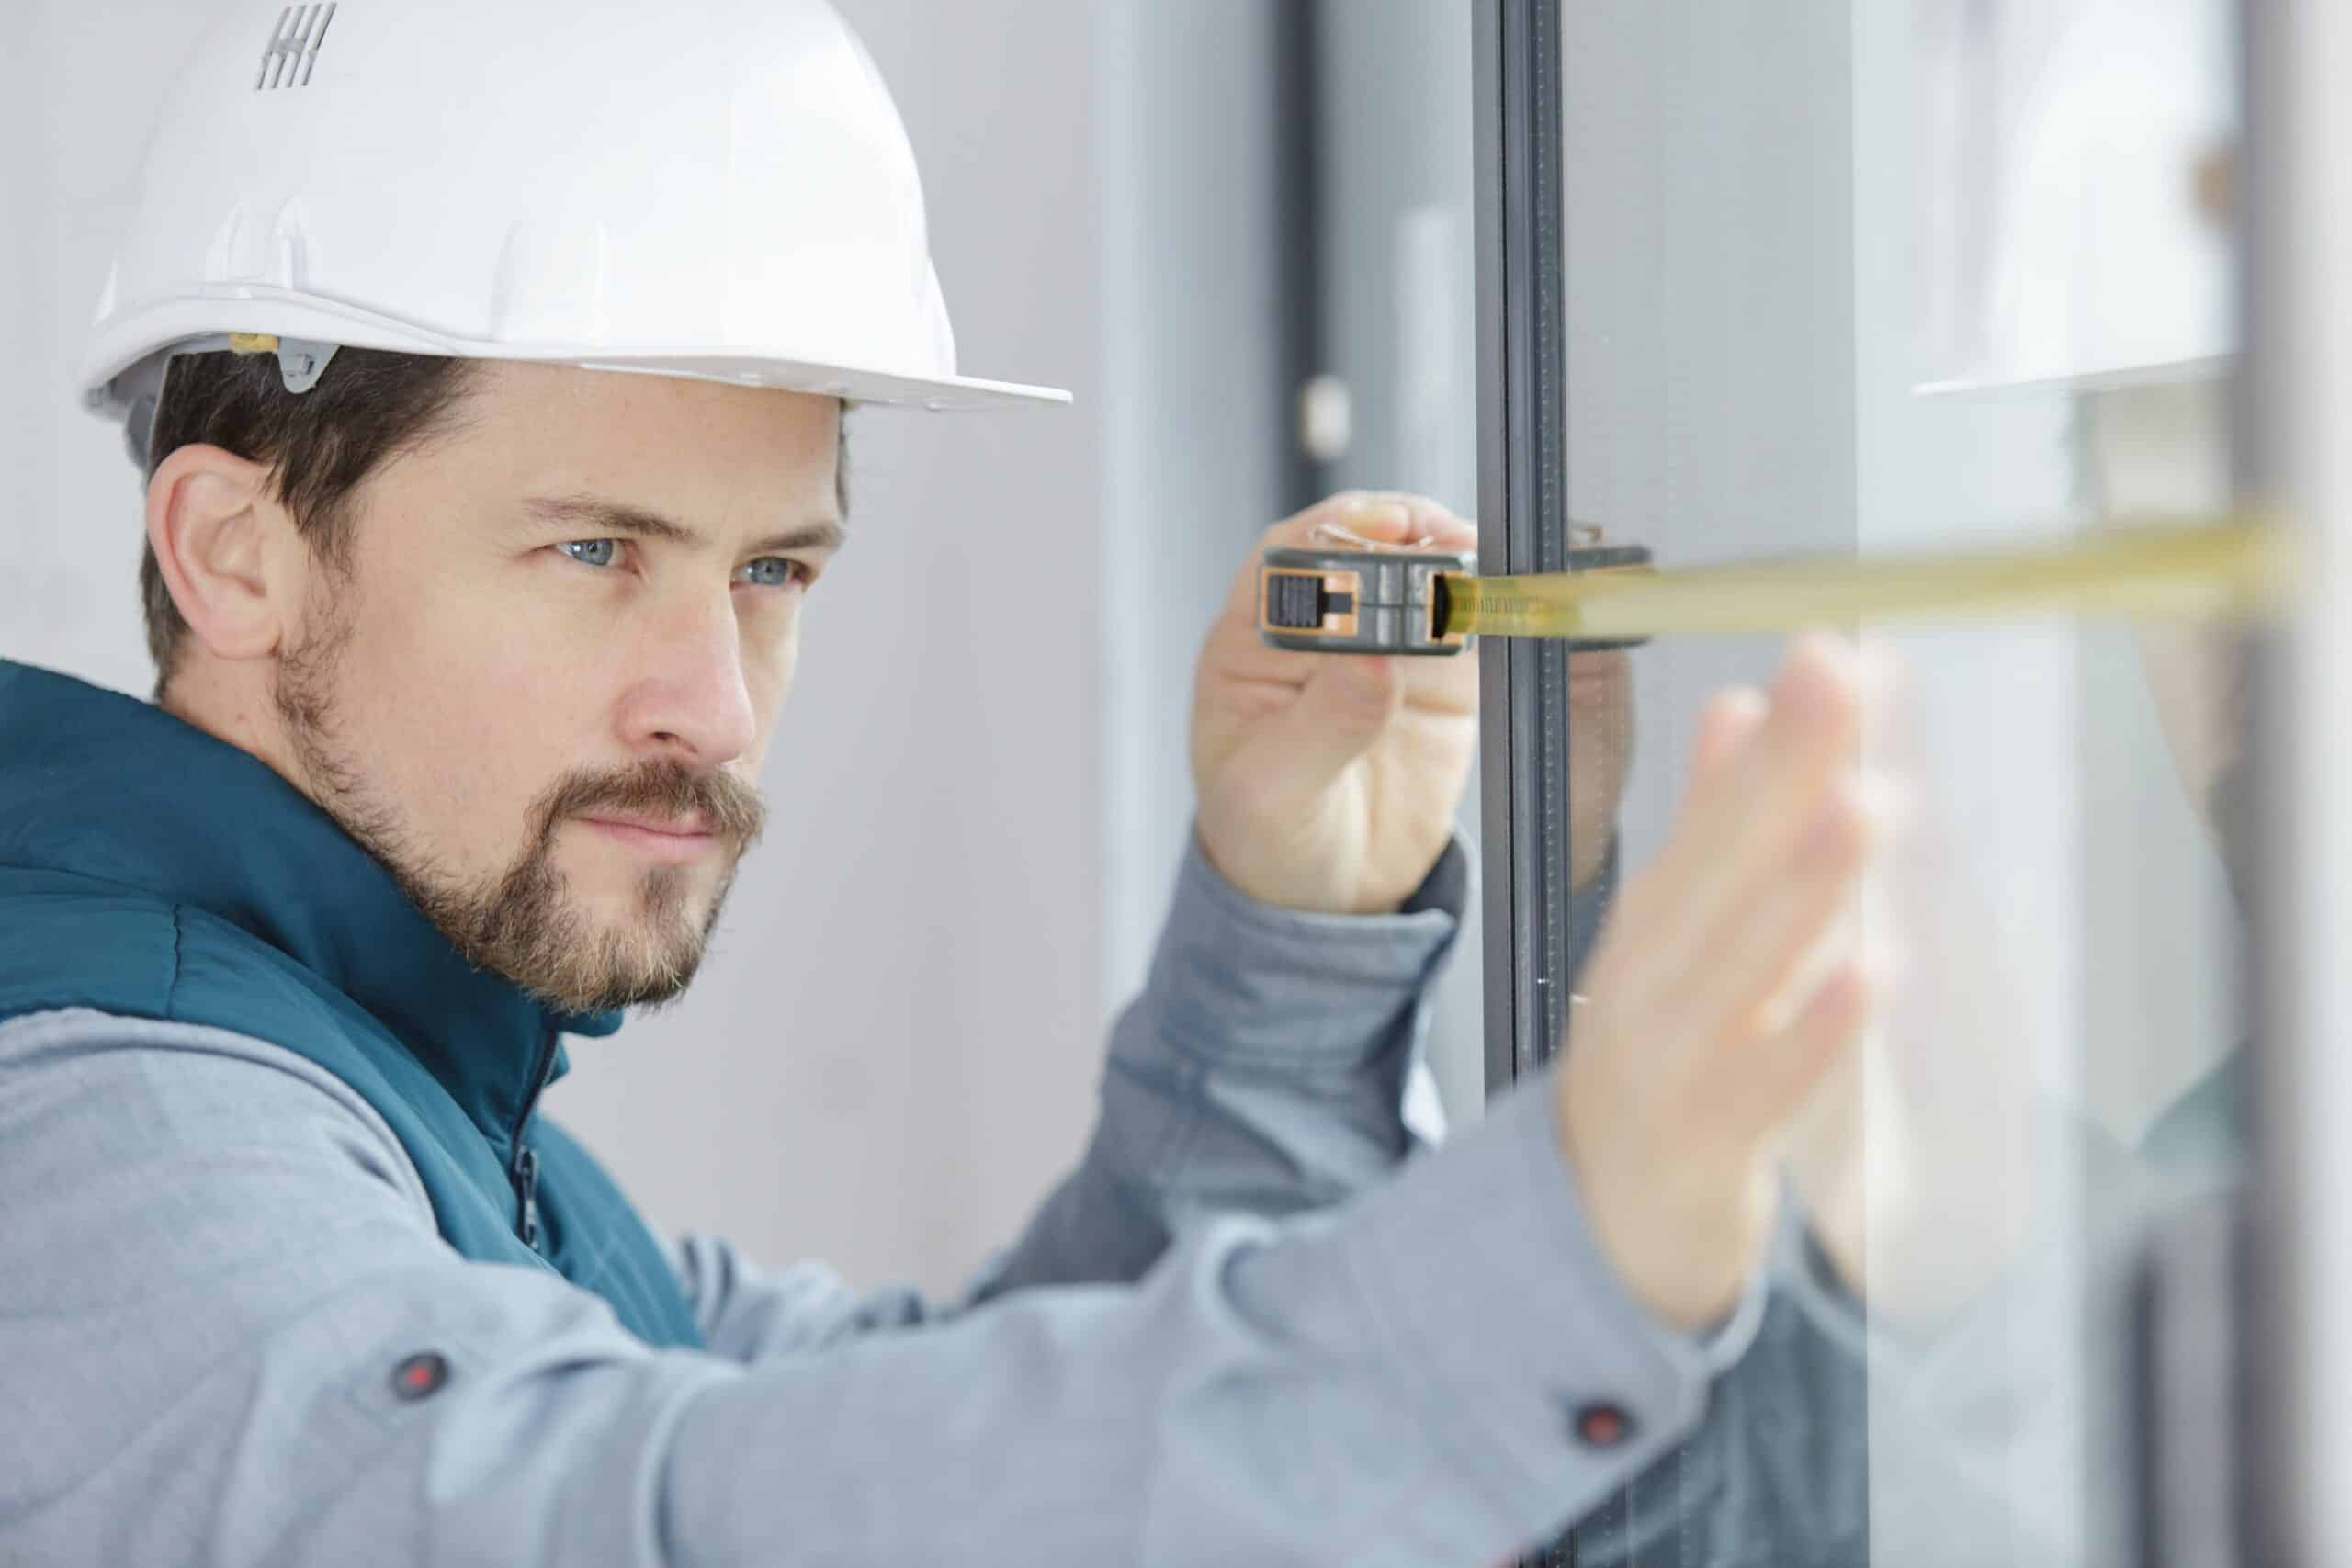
[1573,1402,1633,1448]
[390,1351,449,1401]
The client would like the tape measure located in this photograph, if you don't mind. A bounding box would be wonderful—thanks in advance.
[1258,517,2285,656]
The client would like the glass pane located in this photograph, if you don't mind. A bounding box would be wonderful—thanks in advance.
[1309,0,1486,1128]
[1552,1,2243,1561]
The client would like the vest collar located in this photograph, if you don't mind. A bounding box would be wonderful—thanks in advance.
[0,660,621,1138]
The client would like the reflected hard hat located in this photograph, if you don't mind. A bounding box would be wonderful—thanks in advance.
[1917,0,2236,397]
[82,0,1070,465]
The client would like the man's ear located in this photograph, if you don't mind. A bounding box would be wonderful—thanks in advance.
[145,444,295,663]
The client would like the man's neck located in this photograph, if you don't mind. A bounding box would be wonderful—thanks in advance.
[158,665,314,810]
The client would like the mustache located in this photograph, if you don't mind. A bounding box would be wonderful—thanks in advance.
[531,761,768,852]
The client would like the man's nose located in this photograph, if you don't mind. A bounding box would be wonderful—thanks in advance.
[616,592,760,767]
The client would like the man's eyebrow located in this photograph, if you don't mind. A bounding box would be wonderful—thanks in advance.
[522,495,846,556]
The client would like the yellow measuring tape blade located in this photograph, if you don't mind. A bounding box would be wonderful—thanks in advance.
[1442,517,2290,641]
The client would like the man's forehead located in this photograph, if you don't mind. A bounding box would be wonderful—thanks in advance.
[481,361,842,439]
[447,363,847,516]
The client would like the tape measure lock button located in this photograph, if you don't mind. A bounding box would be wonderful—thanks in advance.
[1263,569,1358,630]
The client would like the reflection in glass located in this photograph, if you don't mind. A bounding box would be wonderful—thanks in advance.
[1550,1,2243,1562]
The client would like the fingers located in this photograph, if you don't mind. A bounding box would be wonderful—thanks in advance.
[1686,776,1877,1049]
[1261,491,1475,554]
[1625,634,1864,982]
[1548,632,1888,1332]
[1744,962,1875,1129]
[1686,634,1860,825]
[1211,653,1403,811]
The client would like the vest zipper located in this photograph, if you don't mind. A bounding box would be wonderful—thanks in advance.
[510,1027,559,1252]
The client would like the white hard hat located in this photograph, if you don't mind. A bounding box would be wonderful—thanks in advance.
[1916,0,2236,396]
[84,0,1069,464]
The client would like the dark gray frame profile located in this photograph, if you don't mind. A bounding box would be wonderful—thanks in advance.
[1271,0,1330,513]
[1473,0,1578,1100]
[1474,6,1585,1562]
[2242,0,2304,1563]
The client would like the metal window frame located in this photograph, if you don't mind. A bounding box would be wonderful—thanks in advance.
[1271,0,1331,513]
[2249,1,2352,1562]
[1472,7,1589,1562]
[1473,0,1581,1102]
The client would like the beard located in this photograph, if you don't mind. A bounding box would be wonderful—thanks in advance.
[271,603,767,1014]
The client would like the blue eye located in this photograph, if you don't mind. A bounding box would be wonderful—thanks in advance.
[560,539,618,568]
[737,558,805,589]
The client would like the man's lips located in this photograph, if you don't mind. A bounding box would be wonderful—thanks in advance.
[575,811,721,863]
[582,808,713,836]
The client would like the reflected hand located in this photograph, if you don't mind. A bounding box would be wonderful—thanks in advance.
[1192,492,1481,915]
[1556,634,1882,1332]
[1566,649,1635,889]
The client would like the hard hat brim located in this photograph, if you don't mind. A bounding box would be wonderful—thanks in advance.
[82,293,1073,420]
[1913,354,2233,400]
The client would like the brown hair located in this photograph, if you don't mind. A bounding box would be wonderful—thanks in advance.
[138,348,481,692]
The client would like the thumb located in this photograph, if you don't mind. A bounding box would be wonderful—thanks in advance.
[1220,655,1401,811]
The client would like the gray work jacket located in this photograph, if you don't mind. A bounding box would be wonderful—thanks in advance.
[0,837,1770,1565]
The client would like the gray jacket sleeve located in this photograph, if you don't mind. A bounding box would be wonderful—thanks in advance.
[681,831,1479,1358]
[0,986,1758,1567]
[986,832,1477,1288]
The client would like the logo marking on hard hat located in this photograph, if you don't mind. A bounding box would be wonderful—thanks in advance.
[257,4,337,92]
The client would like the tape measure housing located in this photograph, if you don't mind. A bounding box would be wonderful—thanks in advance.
[1259,546,1472,657]
[1257,544,1655,656]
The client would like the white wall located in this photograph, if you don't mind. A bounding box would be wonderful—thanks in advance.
[1093,1,1297,1015]
[0,0,1124,1298]
[3,0,209,700]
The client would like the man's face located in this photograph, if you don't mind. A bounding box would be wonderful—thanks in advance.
[271,362,843,1013]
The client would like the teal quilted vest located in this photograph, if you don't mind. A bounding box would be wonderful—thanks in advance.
[0,660,701,1348]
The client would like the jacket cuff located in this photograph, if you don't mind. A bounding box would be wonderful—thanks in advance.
[1136,829,1469,1071]
[1331,1074,1765,1520]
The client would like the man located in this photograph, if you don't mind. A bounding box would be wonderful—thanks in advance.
[0,3,1878,1562]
